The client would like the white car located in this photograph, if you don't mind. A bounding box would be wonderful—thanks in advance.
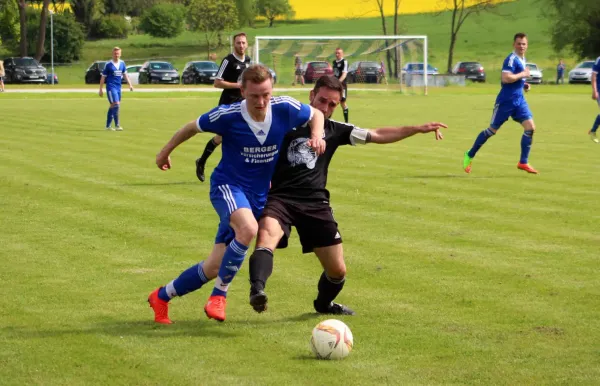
[568,61,595,84]
[126,64,142,85]
[525,63,543,84]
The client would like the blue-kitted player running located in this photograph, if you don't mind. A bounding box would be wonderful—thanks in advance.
[463,33,539,174]
[589,56,600,143]
[99,47,133,131]
[148,64,326,323]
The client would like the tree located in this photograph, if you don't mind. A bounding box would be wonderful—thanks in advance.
[71,0,100,34]
[34,0,51,61]
[438,0,495,73]
[0,0,20,47]
[187,0,238,59]
[371,0,402,78]
[17,0,28,57]
[256,0,294,27]
[140,3,185,38]
[235,0,256,27]
[544,0,600,59]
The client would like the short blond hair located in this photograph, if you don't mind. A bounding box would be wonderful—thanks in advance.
[241,64,272,87]
[113,47,121,51]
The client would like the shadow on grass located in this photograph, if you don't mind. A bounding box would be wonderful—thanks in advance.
[401,174,512,179]
[1,319,240,339]
[121,181,199,186]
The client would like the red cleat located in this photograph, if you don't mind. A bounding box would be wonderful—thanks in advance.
[517,163,538,174]
[148,287,172,324]
[204,295,227,322]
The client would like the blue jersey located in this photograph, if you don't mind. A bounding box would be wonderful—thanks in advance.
[102,60,126,91]
[197,96,313,200]
[593,56,600,91]
[497,52,527,105]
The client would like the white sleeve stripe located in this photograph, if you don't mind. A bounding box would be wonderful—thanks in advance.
[216,59,228,78]
[501,70,512,73]
[196,117,203,132]
[272,96,302,110]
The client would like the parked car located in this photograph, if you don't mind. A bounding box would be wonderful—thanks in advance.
[124,64,142,85]
[347,61,385,84]
[525,63,543,84]
[138,61,180,84]
[402,62,439,75]
[181,61,219,84]
[568,61,595,84]
[85,61,107,84]
[3,57,47,84]
[44,73,59,84]
[302,61,333,83]
[452,61,486,82]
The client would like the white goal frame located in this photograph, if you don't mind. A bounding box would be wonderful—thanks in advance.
[254,35,429,94]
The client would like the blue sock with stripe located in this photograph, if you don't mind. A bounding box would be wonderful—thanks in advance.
[211,239,249,298]
[592,114,600,133]
[467,128,495,158]
[113,104,120,127]
[106,106,114,128]
[520,130,534,164]
[158,262,209,302]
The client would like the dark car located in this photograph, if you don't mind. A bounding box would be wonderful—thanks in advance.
[452,61,486,82]
[181,61,219,84]
[138,61,180,85]
[347,61,385,84]
[3,57,47,84]
[302,61,333,83]
[85,61,107,84]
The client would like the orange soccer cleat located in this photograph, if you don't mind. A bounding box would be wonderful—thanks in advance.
[517,163,538,174]
[148,287,172,324]
[204,295,227,322]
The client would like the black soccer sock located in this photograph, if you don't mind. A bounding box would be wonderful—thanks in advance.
[199,137,219,164]
[343,108,349,123]
[314,271,345,310]
[249,247,274,291]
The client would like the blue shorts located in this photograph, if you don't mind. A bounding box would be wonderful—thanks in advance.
[210,184,265,244]
[107,89,121,104]
[490,100,532,130]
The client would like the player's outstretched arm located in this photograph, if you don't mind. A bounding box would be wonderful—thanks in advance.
[98,76,105,96]
[156,121,199,170]
[592,73,598,100]
[214,78,241,90]
[124,73,133,91]
[501,67,530,84]
[306,108,326,155]
[368,122,448,144]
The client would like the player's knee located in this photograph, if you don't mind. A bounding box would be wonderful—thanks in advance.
[236,221,259,245]
[326,261,346,279]
[524,129,535,137]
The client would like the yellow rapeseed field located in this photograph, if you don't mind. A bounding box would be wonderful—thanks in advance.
[289,0,511,20]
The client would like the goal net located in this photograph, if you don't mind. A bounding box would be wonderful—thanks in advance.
[253,35,429,94]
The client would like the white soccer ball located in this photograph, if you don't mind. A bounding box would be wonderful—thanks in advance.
[309,319,354,360]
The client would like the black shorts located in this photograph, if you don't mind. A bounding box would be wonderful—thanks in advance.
[261,196,342,254]
[341,84,347,102]
[295,68,302,76]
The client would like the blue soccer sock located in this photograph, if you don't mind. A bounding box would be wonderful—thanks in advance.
[467,128,495,158]
[591,114,600,133]
[106,106,114,128]
[211,239,249,298]
[158,262,209,302]
[113,104,120,127]
[520,130,534,164]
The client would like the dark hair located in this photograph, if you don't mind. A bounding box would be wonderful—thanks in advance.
[233,32,247,42]
[313,75,343,98]
[513,33,527,42]
[241,64,272,87]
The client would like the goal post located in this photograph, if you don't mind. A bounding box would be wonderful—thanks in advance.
[253,35,429,95]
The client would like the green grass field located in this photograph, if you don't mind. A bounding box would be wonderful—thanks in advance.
[0,0,578,86]
[1,85,599,385]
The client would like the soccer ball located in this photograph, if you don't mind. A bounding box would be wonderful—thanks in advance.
[309,319,353,360]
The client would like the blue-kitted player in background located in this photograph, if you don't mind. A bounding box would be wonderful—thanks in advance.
[99,47,133,131]
[148,64,326,324]
[463,33,539,174]
[589,56,600,143]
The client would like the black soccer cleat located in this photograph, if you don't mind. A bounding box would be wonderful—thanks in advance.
[195,158,206,182]
[249,288,268,313]
[314,301,356,316]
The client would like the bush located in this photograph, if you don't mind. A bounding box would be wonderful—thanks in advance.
[90,14,130,39]
[140,3,185,38]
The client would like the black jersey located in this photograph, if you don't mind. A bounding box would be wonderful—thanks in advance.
[216,53,251,105]
[333,58,349,84]
[269,119,356,203]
